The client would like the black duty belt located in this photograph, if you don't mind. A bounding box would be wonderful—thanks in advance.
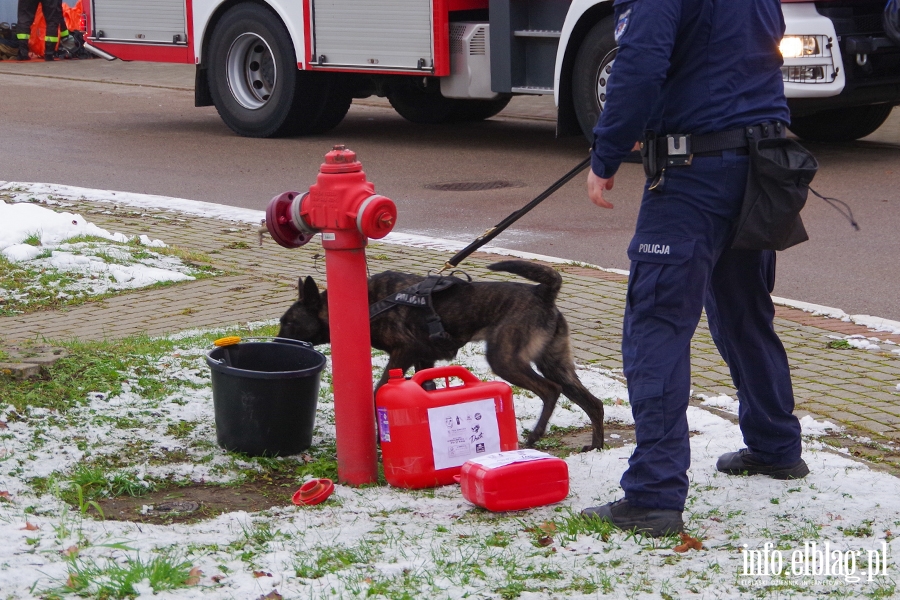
[642,122,786,190]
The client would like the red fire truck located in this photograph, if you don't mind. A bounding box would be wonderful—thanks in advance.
[83,0,899,141]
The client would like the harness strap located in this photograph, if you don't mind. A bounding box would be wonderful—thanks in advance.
[369,276,464,340]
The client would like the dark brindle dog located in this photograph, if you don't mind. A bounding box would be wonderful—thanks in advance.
[278,260,605,450]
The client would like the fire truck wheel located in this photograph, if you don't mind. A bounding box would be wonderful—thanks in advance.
[572,16,617,142]
[788,104,894,142]
[454,95,513,121]
[388,77,460,124]
[297,73,353,135]
[208,4,309,137]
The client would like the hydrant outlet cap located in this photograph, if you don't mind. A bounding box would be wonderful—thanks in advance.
[321,146,362,174]
[357,195,397,239]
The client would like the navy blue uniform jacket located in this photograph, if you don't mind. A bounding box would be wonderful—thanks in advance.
[591,0,791,178]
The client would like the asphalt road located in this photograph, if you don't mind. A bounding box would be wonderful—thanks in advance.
[2,59,899,320]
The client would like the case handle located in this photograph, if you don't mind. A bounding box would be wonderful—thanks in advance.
[410,365,481,388]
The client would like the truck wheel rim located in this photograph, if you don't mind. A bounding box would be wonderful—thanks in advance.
[595,49,617,114]
[226,33,277,110]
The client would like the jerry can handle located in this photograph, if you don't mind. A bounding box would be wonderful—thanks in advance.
[410,365,480,388]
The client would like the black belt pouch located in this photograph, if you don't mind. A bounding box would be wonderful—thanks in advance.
[731,137,818,251]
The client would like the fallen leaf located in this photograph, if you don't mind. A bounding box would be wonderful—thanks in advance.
[301,453,314,463]
[212,574,226,583]
[66,574,77,589]
[257,591,282,600]
[62,545,79,557]
[0,491,11,501]
[253,571,273,578]
[185,566,203,585]
[538,522,558,534]
[537,536,554,547]
[709,516,722,522]
[674,532,703,552]
[0,421,8,429]
[615,398,624,406]
[21,522,39,531]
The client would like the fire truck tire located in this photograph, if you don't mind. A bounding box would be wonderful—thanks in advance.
[454,95,513,121]
[388,78,460,124]
[208,4,310,137]
[281,72,353,135]
[572,16,617,142]
[788,104,894,142]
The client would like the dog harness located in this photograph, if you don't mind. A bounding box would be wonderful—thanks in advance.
[368,275,467,340]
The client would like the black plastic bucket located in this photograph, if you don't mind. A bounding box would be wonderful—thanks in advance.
[206,338,326,456]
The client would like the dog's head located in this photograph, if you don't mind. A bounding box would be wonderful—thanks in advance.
[278,276,330,345]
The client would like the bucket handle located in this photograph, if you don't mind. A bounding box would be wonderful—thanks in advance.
[410,365,481,388]
[208,337,314,366]
[212,336,315,349]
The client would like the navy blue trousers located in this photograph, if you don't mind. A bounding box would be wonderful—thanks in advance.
[620,150,802,511]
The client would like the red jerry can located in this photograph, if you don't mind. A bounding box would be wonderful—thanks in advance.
[458,449,569,512]
[376,365,518,489]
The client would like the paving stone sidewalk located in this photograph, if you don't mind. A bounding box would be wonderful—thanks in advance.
[3,196,900,458]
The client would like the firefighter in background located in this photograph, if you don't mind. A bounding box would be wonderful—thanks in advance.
[16,0,76,60]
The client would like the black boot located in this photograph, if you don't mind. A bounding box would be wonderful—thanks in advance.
[17,41,29,60]
[716,448,809,479]
[582,498,684,537]
[44,40,55,61]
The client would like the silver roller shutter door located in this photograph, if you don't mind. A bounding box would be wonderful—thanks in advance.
[92,0,186,43]
[312,0,433,70]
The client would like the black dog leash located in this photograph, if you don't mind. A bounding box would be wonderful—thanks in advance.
[439,156,591,272]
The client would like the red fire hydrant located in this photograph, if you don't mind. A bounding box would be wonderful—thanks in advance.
[265,146,397,486]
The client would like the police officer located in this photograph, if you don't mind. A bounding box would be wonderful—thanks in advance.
[15,0,75,61]
[582,0,808,537]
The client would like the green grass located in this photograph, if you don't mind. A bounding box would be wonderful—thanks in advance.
[0,335,179,414]
[0,237,219,316]
[827,339,853,349]
[1,323,280,416]
[48,552,194,599]
[23,232,42,246]
[294,540,380,579]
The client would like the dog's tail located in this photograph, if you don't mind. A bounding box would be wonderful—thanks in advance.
[488,260,562,302]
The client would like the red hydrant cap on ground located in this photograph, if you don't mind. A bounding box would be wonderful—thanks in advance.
[292,478,335,506]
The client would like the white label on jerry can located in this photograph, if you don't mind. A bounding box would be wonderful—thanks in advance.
[427,398,501,471]
[467,449,553,469]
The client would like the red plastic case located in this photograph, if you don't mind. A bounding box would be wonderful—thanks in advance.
[459,450,569,512]
[376,366,518,489]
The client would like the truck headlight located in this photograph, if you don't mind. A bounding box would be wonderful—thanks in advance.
[780,35,821,58]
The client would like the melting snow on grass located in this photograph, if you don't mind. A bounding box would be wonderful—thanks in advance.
[0,326,897,599]
[0,201,202,313]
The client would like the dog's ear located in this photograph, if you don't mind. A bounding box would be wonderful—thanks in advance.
[300,276,322,310]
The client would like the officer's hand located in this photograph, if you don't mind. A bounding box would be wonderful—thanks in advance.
[587,171,615,209]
